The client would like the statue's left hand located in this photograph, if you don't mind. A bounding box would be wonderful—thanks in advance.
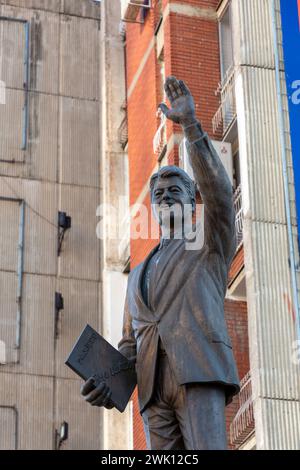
[159,76,196,127]
[80,377,114,409]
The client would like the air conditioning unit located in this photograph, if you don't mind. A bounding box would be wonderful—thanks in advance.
[179,138,233,185]
[121,0,151,23]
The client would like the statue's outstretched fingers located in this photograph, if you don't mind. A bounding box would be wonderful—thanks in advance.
[166,75,178,83]
[168,81,179,99]
[171,78,182,96]
[164,81,174,103]
[179,80,191,96]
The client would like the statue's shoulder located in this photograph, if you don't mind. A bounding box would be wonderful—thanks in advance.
[128,262,143,281]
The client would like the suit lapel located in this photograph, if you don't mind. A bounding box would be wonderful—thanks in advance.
[136,243,160,311]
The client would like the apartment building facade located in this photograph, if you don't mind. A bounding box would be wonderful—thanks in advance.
[121,0,300,450]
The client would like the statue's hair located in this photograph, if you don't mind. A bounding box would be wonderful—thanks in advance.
[149,165,196,202]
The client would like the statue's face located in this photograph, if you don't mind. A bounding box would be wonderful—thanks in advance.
[151,175,194,229]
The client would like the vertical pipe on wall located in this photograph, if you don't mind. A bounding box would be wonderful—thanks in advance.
[15,200,25,352]
[21,21,29,151]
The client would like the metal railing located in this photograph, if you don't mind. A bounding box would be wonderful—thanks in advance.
[121,0,151,24]
[213,66,237,135]
[234,184,243,250]
[118,115,128,149]
[230,371,255,447]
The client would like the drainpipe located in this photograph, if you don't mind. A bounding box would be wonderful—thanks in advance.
[21,21,30,151]
[16,200,25,355]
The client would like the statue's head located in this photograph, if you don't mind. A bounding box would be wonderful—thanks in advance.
[150,165,196,231]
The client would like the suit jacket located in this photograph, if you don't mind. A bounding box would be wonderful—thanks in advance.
[118,129,240,413]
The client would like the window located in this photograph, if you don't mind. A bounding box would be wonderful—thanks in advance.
[219,3,234,80]
[233,148,241,190]
[158,49,165,104]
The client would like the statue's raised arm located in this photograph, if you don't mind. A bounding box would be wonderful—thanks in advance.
[159,76,236,266]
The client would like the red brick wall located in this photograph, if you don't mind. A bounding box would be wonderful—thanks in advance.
[163,0,220,9]
[132,389,147,450]
[165,12,222,137]
[125,0,249,450]
[229,246,244,284]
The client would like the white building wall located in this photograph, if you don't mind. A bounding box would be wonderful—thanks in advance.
[100,0,132,450]
[233,0,300,449]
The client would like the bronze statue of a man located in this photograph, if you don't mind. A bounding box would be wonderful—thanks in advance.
[81,76,240,450]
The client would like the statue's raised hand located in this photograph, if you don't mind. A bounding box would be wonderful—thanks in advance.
[159,76,196,127]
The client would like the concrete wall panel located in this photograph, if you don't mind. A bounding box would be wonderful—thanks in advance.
[0,17,25,89]
[1,5,59,94]
[55,277,100,379]
[0,274,56,376]
[0,88,24,162]
[62,0,100,19]
[0,178,58,275]
[0,407,17,449]
[234,0,275,68]
[0,372,54,449]
[58,185,100,281]
[0,271,18,364]
[0,198,19,271]
[255,398,300,449]
[236,67,287,224]
[0,93,58,181]
[1,1,60,13]
[55,377,102,450]
[60,14,100,100]
[60,97,100,187]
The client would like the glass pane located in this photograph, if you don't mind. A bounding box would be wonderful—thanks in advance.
[220,5,234,79]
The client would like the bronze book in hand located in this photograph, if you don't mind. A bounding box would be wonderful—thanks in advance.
[65,324,137,412]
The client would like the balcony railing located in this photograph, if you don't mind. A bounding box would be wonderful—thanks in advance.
[213,66,237,135]
[153,109,167,160]
[121,0,151,24]
[118,115,128,149]
[234,184,243,250]
[230,371,255,448]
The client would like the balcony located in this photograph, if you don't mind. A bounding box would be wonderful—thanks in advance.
[213,66,237,135]
[153,109,167,161]
[121,0,151,24]
[234,184,243,251]
[118,116,128,150]
[230,371,255,448]
[226,184,246,300]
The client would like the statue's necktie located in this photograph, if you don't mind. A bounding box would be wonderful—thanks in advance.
[142,239,173,309]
